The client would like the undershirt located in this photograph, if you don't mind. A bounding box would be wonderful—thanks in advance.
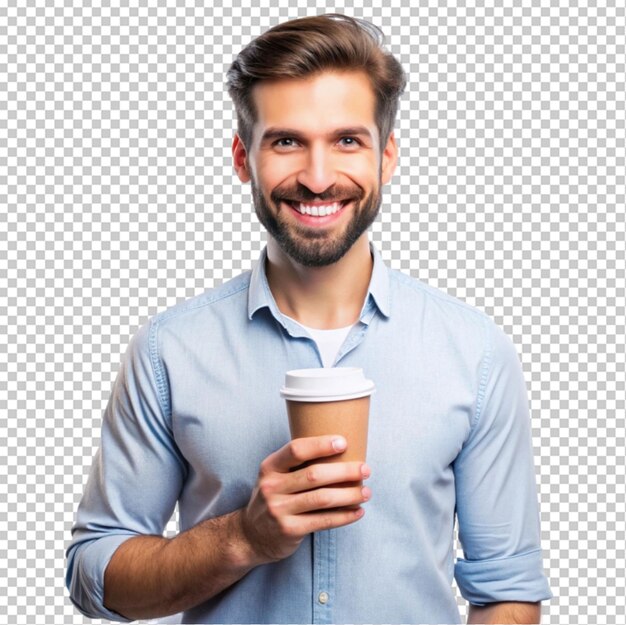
[282,314,355,367]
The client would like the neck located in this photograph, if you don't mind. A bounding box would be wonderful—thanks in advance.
[265,234,373,330]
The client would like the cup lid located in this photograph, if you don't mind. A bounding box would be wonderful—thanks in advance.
[280,367,375,402]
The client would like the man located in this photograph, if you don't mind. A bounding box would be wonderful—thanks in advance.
[66,14,552,624]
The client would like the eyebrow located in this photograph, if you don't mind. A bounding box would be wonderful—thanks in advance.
[260,126,374,145]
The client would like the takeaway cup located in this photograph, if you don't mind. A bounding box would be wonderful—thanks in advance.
[280,367,375,484]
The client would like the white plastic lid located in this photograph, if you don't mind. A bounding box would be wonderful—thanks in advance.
[280,367,375,402]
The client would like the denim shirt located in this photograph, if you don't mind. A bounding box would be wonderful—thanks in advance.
[66,242,552,623]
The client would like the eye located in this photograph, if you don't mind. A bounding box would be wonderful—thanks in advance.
[339,136,361,147]
[274,138,298,148]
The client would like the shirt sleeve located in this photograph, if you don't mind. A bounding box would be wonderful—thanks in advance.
[453,319,553,606]
[65,318,187,620]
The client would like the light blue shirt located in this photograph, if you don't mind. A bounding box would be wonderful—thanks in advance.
[66,242,552,623]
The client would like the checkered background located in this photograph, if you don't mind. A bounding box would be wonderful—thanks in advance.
[1,0,625,623]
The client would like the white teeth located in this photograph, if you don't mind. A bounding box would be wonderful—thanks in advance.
[295,202,342,216]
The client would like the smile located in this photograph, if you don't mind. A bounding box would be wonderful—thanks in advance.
[287,200,351,216]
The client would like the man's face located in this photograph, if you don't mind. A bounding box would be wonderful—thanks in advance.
[233,70,397,267]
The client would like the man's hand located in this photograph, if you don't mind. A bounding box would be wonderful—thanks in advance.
[240,435,371,563]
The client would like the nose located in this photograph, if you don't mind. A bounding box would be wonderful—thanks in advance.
[295,144,338,195]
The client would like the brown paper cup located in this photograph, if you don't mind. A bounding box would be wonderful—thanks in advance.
[286,396,370,468]
[281,368,375,496]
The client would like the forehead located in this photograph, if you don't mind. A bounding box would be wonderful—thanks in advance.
[250,70,378,142]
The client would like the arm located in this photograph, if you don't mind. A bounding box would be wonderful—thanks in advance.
[468,601,541,624]
[103,435,370,620]
[103,510,257,620]
[453,321,552,608]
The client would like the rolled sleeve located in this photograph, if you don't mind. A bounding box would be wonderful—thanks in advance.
[453,320,553,606]
[455,549,551,606]
[66,319,187,619]
[66,535,136,621]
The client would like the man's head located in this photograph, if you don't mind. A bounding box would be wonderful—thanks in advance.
[226,15,406,267]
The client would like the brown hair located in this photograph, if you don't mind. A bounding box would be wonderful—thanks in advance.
[226,13,407,152]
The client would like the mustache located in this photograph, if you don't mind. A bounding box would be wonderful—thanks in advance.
[270,184,364,204]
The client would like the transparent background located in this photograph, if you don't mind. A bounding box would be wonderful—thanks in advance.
[1,0,625,623]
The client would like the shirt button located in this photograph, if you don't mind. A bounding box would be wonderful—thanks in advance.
[318,591,329,605]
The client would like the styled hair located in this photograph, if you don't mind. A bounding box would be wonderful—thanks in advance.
[225,13,407,151]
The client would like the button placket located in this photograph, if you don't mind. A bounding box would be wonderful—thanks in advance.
[312,529,335,624]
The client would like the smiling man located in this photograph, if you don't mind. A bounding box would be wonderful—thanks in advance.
[244,71,387,269]
[234,69,397,330]
[66,14,552,624]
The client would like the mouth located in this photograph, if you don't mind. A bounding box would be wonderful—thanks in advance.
[284,199,352,217]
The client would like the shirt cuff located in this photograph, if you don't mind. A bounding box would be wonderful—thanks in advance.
[67,534,136,622]
[454,549,553,606]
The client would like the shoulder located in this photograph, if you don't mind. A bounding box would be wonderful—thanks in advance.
[126,270,252,361]
[388,267,496,336]
[149,270,252,331]
[386,266,521,373]
[126,271,253,405]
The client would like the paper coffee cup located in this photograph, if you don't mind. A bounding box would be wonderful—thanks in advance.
[281,367,375,471]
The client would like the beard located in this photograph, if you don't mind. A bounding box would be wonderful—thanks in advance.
[250,176,382,267]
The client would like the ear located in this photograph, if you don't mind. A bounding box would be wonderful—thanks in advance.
[232,133,251,183]
[380,131,398,185]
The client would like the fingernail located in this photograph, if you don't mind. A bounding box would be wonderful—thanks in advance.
[361,463,371,478]
[332,436,347,451]
[361,486,371,501]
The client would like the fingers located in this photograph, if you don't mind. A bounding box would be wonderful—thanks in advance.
[296,506,366,534]
[282,461,370,494]
[261,435,348,474]
[267,492,368,540]
[286,484,371,516]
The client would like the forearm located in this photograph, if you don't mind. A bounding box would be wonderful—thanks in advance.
[467,601,541,624]
[103,509,264,620]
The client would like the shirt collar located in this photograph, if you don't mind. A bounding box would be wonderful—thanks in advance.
[247,241,391,322]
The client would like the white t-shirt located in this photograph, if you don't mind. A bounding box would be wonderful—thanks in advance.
[283,315,355,368]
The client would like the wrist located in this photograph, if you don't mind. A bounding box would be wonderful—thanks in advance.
[225,509,271,570]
